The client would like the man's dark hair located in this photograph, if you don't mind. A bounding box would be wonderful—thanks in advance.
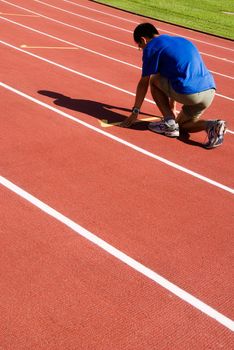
[133,23,159,43]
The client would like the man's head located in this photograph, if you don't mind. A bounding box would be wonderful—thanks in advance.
[133,23,159,49]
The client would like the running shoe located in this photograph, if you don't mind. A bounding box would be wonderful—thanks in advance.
[148,119,179,137]
[204,120,226,149]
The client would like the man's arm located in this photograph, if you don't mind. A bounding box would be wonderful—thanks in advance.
[121,76,150,127]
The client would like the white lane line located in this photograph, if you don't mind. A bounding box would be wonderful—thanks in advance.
[0,175,233,331]
[21,45,78,49]
[1,0,233,64]
[1,39,234,137]
[63,0,234,52]
[215,92,234,101]
[0,12,39,17]
[201,51,233,63]
[1,38,234,134]
[1,82,233,195]
[210,70,234,80]
[34,0,133,32]
[63,0,139,24]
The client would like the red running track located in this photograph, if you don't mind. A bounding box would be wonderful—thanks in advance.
[0,0,234,349]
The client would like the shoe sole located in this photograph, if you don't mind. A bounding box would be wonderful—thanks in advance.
[205,138,223,149]
[165,131,180,138]
[148,125,179,138]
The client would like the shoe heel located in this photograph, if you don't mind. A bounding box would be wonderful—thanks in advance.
[217,121,226,136]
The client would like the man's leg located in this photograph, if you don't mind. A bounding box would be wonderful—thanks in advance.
[148,74,179,137]
[150,74,177,119]
[176,111,208,132]
[175,90,226,148]
[176,88,215,129]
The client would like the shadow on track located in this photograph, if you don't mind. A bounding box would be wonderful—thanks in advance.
[37,90,155,131]
[37,90,205,147]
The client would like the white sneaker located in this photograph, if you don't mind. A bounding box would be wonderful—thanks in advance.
[204,120,226,149]
[148,119,179,137]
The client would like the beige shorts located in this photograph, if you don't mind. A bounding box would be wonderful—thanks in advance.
[156,75,215,119]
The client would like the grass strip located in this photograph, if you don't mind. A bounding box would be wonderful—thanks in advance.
[92,0,234,39]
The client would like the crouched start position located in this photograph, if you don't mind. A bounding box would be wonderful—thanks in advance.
[121,23,226,149]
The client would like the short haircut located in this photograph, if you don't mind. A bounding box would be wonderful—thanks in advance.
[133,23,159,43]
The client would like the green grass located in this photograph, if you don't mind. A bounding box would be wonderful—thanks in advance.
[92,0,234,39]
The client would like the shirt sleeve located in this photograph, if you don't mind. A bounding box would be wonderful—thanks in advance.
[142,48,159,77]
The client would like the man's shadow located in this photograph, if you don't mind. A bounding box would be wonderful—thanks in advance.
[37,90,157,131]
[37,90,204,147]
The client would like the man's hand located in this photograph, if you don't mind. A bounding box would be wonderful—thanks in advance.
[120,76,149,128]
[120,113,138,128]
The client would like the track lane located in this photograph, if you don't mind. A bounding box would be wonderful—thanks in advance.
[15,0,234,53]
[1,1,233,347]
[0,11,233,104]
[1,16,233,134]
[1,186,233,349]
[1,36,234,186]
[1,0,234,65]
[1,15,233,101]
[1,83,233,319]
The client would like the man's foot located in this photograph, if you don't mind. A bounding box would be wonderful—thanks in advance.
[204,120,226,149]
[148,119,179,137]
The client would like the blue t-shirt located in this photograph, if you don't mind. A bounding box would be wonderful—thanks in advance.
[142,35,215,94]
